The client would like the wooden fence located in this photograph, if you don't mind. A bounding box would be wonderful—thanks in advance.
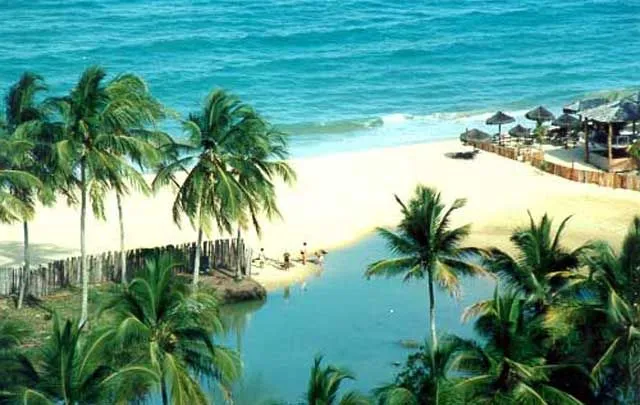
[530,157,640,191]
[0,238,252,299]
[469,140,543,162]
[470,140,640,191]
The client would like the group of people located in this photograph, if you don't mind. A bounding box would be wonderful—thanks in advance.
[253,242,327,270]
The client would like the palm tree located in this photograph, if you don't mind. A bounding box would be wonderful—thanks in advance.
[486,212,587,307]
[365,185,486,374]
[1,72,51,309]
[231,125,295,274]
[0,318,38,402]
[13,314,151,404]
[306,355,369,405]
[458,288,584,404]
[49,66,165,324]
[98,252,240,404]
[153,89,295,287]
[546,217,640,403]
[374,335,475,405]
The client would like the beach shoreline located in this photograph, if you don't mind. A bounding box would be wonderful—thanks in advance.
[1,139,640,292]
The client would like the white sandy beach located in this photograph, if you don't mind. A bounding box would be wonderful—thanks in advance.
[1,139,639,290]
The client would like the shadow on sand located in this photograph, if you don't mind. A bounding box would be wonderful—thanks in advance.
[0,241,76,267]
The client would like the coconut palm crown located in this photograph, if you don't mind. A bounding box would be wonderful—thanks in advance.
[153,89,295,286]
[365,185,486,361]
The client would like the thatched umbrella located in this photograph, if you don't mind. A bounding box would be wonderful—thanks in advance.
[552,113,580,128]
[460,128,491,143]
[485,111,515,141]
[525,106,555,125]
[508,124,530,141]
[563,97,608,114]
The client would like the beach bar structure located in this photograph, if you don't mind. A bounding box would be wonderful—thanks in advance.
[581,100,640,173]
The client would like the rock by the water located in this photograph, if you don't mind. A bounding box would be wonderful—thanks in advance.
[200,272,267,304]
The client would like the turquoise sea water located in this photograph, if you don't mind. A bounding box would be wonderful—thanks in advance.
[2,1,640,157]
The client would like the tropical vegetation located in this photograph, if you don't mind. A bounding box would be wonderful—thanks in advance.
[0,67,639,404]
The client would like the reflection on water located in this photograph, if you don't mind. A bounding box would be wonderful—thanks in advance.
[216,235,494,404]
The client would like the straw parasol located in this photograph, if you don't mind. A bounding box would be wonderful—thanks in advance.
[508,124,530,138]
[460,128,491,143]
[485,111,515,139]
[525,106,555,125]
[552,113,580,128]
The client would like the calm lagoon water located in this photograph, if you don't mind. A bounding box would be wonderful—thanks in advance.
[218,235,494,404]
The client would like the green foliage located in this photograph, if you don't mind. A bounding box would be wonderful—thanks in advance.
[376,336,475,405]
[153,88,295,237]
[366,185,485,295]
[306,355,369,405]
[97,252,240,404]
[485,212,587,306]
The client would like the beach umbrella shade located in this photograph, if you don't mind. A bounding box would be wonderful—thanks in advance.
[460,128,491,143]
[563,97,608,114]
[508,124,531,138]
[525,106,555,124]
[485,111,515,137]
[552,113,580,128]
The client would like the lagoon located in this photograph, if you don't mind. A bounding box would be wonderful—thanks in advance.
[219,235,494,404]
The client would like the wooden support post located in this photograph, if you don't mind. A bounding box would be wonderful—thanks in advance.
[608,123,613,171]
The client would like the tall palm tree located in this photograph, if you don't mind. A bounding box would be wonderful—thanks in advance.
[306,355,369,405]
[153,89,294,287]
[98,252,240,405]
[486,212,586,307]
[365,185,485,377]
[103,76,167,284]
[49,66,164,324]
[2,72,51,309]
[458,289,584,404]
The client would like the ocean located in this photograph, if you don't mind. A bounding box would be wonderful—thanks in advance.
[1,0,640,158]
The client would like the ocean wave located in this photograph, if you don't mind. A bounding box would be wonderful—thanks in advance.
[279,109,533,137]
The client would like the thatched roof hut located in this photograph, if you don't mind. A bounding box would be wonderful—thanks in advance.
[563,97,608,114]
[582,100,640,123]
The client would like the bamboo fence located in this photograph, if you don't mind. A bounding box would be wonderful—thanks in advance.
[469,140,640,191]
[0,238,252,299]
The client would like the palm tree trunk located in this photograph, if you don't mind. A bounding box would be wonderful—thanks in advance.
[161,377,169,405]
[427,265,439,405]
[116,192,126,284]
[80,158,89,326]
[427,266,438,354]
[236,226,241,278]
[193,224,203,289]
[17,220,29,309]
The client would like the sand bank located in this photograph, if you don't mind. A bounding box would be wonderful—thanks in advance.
[1,140,639,290]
